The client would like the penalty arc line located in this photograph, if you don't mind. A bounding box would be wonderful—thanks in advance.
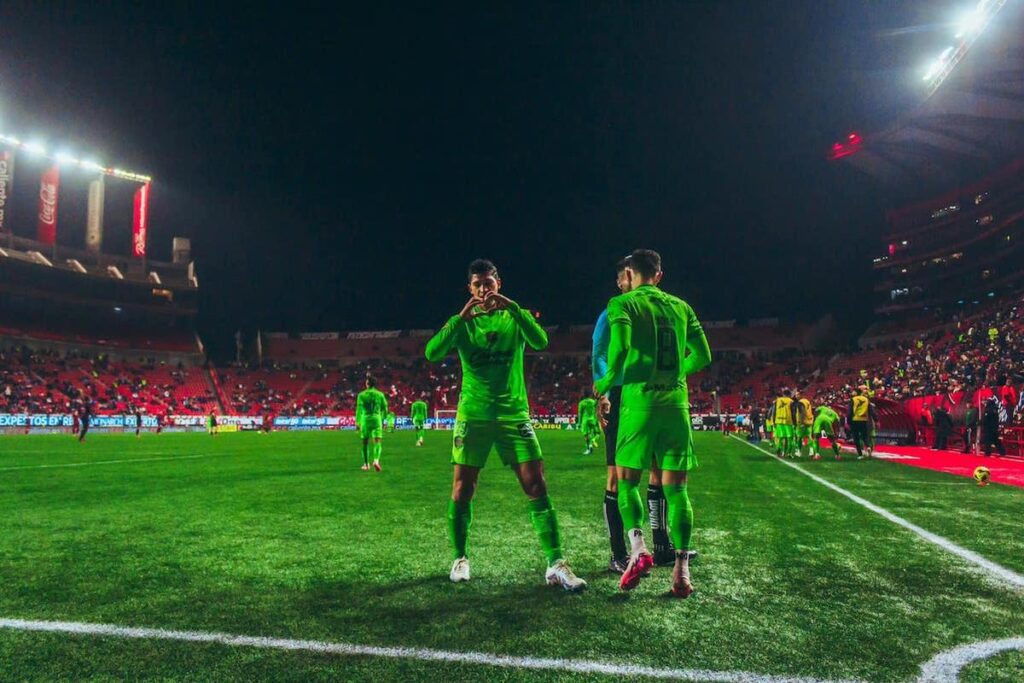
[0,617,865,683]
[0,453,222,472]
[728,435,1024,590]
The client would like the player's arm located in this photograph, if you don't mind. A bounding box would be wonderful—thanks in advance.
[424,297,482,361]
[682,307,712,376]
[355,398,364,426]
[488,293,548,351]
[767,402,775,422]
[790,402,798,425]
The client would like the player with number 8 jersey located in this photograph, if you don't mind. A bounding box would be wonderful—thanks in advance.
[594,249,711,598]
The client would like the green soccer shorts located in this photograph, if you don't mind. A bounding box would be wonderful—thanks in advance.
[360,418,384,440]
[451,419,543,468]
[615,404,697,472]
[413,418,425,430]
[812,418,835,437]
[581,419,599,437]
[773,424,795,439]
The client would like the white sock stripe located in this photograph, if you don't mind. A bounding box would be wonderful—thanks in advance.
[0,616,864,683]
[728,435,1024,590]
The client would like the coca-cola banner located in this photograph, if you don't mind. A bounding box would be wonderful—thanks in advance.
[0,149,12,232]
[132,181,150,257]
[37,165,59,244]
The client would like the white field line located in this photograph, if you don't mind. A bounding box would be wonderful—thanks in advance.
[0,616,862,683]
[0,453,220,472]
[729,436,1024,590]
[916,637,1024,682]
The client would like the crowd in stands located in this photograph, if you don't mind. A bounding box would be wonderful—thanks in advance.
[0,345,219,416]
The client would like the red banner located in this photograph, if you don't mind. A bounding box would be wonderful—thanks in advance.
[132,182,150,257]
[0,149,12,233]
[37,165,59,244]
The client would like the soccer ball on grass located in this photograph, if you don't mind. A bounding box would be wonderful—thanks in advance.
[973,466,990,486]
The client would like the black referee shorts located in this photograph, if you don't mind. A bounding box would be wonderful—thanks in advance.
[603,386,622,467]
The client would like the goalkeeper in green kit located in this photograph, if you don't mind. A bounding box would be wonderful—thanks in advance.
[411,399,428,446]
[594,249,711,598]
[356,376,388,472]
[425,259,586,591]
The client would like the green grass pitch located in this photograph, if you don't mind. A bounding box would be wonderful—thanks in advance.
[0,430,1022,681]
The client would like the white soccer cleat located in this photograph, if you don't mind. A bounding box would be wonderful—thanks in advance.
[450,557,471,583]
[545,559,587,592]
[360,463,369,471]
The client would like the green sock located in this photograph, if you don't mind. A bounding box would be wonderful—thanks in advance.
[372,440,382,462]
[617,478,644,530]
[832,441,840,456]
[527,495,563,566]
[361,441,369,466]
[664,483,694,551]
[447,499,472,559]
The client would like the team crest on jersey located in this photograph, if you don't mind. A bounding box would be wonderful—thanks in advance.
[486,332,499,346]
[517,422,536,439]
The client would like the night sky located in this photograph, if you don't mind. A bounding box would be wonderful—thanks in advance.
[0,3,957,357]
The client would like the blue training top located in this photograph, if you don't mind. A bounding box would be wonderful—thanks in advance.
[591,309,624,388]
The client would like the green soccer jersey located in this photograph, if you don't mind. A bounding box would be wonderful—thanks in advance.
[815,406,839,426]
[595,284,710,407]
[577,398,597,424]
[424,302,548,421]
[386,411,396,424]
[411,400,428,422]
[356,388,388,426]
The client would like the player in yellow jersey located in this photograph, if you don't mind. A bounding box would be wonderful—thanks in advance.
[767,389,797,457]
[794,390,814,458]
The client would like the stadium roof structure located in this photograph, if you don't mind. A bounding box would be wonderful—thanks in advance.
[833,0,1024,188]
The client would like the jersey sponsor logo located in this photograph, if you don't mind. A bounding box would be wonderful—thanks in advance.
[466,349,514,366]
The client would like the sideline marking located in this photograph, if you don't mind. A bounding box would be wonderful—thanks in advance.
[0,453,219,472]
[729,435,1024,590]
[0,616,863,683]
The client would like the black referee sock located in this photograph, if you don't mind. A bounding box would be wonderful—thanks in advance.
[603,491,627,561]
[648,485,674,554]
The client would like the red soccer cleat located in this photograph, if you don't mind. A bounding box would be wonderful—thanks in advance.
[619,552,654,591]
[373,460,382,472]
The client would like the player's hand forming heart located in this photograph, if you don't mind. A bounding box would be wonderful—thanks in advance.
[459,296,487,320]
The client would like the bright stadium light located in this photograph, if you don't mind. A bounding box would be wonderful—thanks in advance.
[955,9,986,38]
[55,151,79,166]
[922,47,954,81]
[23,140,46,156]
[80,160,105,172]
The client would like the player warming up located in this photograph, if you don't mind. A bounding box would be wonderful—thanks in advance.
[577,392,599,455]
[356,376,388,471]
[811,404,842,460]
[411,399,428,446]
[594,249,711,598]
[425,259,585,592]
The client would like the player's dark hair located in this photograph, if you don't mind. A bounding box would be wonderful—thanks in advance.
[615,256,631,273]
[365,375,377,388]
[468,259,498,281]
[783,388,791,397]
[628,249,661,279]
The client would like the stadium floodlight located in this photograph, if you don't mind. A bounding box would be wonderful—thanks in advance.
[55,151,79,166]
[922,47,955,81]
[23,140,46,156]
[80,160,105,173]
[955,2,992,38]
